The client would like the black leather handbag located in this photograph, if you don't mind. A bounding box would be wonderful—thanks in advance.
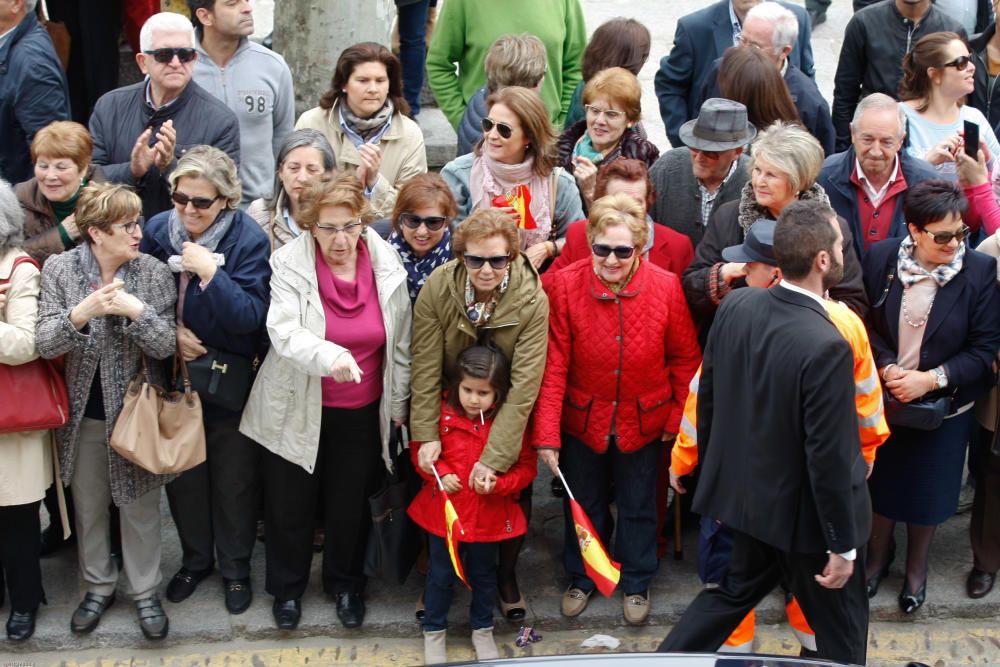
[884,391,953,431]
[364,428,421,585]
[185,347,255,412]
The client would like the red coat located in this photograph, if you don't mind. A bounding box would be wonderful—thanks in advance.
[546,218,694,277]
[530,258,701,453]
[408,402,536,542]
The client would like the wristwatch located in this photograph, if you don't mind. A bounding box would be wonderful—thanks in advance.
[931,366,947,389]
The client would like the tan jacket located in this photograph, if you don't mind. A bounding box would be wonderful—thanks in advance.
[295,100,427,218]
[975,231,1000,430]
[246,192,297,253]
[240,227,412,473]
[0,249,53,506]
[410,255,549,473]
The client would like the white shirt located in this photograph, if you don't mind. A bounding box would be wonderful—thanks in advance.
[855,155,900,208]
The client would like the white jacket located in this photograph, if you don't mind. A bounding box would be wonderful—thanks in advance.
[240,227,411,473]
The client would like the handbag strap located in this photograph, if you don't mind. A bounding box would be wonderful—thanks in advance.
[173,354,196,405]
[0,255,41,284]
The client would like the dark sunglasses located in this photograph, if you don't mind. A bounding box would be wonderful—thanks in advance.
[463,253,510,270]
[923,224,970,245]
[398,212,448,231]
[943,55,973,71]
[143,47,197,64]
[172,191,222,210]
[591,243,636,259]
[482,117,514,140]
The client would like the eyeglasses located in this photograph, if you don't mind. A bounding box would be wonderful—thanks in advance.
[942,55,973,71]
[143,47,197,64]
[316,220,364,236]
[591,244,636,259]
[737,34,773,51]
[111,217,144,235]
[172,191,222,210]
[482,117,514,139]
[398,212,449,231]
[463,253,510,270]
[584,105,626,122]
[922,224,970,245]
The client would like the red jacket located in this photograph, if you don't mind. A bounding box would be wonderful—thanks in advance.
[547,218,695,277]
[531,258,701,453]
[408,401,536,542]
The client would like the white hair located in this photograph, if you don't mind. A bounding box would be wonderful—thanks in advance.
[0,179,26,254]
[745,1,799,51]
[851,92,908,136]
[139,12,195,52]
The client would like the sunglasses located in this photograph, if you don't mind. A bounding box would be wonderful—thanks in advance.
[143,47,197,64]
[942,55,973,71]
[172,191,222,210]
[591,244,636,260]
[111,217,144,235]
[398,212,448,231]
[482,117,514,140]
[463,253,510,270]
[690,147,723,160]
[923,224,970,245]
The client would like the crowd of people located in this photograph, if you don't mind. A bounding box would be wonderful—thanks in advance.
[3,0,1000,664]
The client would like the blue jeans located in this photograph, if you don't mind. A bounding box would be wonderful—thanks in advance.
[423,534,497,631]
[560,433,660,595]
[397,0,429,115]
[697,516,734,584]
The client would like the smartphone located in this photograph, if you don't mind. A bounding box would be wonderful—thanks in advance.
[965,120,980,159]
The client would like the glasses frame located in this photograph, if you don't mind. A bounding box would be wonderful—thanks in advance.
[398,212,449,232]
[172,191,223,210]
[482,117,514,140]
[923,224,970,245]
[315,219,365,236]
[110,217,144,235]
[584,104,626,122]
[143,47,197,64]
[942,55,973,71]
[463,253,511,270]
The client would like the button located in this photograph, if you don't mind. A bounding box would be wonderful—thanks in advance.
[612,401,617,406]
[444,416,450,420]
[873,211,879,218]
[614,369,620,375]
[602,292,608,297]
[604,435,609,440]
[616,336,621,341]
[869,229,877,235]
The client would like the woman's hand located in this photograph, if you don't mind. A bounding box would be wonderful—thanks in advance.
[355,143,382,190]
[925,135,962,166]
[956,146,989,187]
[441,473,462,494]
[328,350,363,383]
[494,204,522,227]
[885,368,935,403]
[573,156,598,205]
[524,242,550,269]
[417,440,442,474]
[469,461,497,495]
[177,324,208,361]
[69,280,122,329]
[181,242,218,284]
[61,213,81,241]
[537,448,559,474]
[721,262,748,283]
[107,289,145,320]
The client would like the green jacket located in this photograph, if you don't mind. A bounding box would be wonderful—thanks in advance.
[410,254,549,472]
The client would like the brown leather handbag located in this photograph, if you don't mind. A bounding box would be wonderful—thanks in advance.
[110,354,205,474]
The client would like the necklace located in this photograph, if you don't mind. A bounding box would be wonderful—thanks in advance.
[901,285,935,328]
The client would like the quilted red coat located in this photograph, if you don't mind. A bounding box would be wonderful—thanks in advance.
[530,258,701,453]
[408,401,537,542]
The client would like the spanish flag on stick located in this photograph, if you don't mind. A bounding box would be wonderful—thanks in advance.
[492,184,537,230]
[557,466,621,597]
[431,464,471,589]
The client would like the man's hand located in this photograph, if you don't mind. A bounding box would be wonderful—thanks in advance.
[815,552,853,589]
[417,440,442,474]
[669,468,687,494]
[537,448,559,474]
[152,120,177,173]
[130,128,157,179]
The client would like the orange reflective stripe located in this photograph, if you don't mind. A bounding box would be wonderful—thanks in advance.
[724,608,756,647]
[785,596,817,651]
[670,367,701,477]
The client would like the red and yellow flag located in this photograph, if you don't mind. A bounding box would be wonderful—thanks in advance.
[443,494,471,589]
[570,498,621,596]
[492,184,537,230]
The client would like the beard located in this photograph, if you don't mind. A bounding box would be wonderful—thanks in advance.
[821,253,845,292]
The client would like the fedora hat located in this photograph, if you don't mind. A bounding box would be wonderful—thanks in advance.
[679,98,757,151]
[722,219,777,265]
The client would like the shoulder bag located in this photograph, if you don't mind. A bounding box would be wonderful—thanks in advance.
[364,427,422,585]
[184,346,255,412]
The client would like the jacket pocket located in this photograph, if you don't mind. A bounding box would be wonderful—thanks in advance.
[636,385,673,437]
[562,387,593,436]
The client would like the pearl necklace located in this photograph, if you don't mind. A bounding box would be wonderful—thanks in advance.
[901,286,935,328]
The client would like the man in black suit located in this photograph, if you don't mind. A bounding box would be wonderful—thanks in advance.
[657,199,871,665]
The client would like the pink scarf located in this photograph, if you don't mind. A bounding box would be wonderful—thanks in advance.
[469,152,553,249]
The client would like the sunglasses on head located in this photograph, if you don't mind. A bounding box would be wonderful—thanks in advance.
[172,191,222,210]
[591,243,636,259]
[482,117,514,140]
[143,47,197,64]
[463,253,510,270]
[943,55,973,71]
[398,212,448,231]
[923,224,970,245]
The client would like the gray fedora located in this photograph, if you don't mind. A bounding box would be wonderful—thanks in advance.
[722,219,777,265]
[678,98,757,151]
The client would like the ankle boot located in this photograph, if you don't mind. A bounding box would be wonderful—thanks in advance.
[423,629,447,664]
[471,626,499,660]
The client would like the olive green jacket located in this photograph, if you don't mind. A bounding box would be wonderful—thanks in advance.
[410,254,549,472]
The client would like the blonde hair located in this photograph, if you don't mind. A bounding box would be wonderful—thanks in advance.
[76,183,142,243]
[296,173,372,232]
[586,192,648,248]
[485,33,547,93]
[751,121,824,194]
[168,145,242,210]
[453,208,521,260]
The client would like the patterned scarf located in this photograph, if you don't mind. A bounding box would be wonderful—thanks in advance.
[572,132,613,165]
[79,240,126,289]
[465,268,510,326]
[469,152,553,250]
[897,234,965,288]
[736,181,831,234]
[340,98,395,142]
[388,227,452,304]
[165,208,233,273]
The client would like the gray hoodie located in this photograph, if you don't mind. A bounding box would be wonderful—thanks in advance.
[194,35,295,205]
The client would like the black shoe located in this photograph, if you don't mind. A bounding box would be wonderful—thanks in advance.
[224,578,252,614]
[551,476,565,498]
[336,592,365,628]
[272,598,301,630]
[70,592,115,634]
[866,560,891,598]
[39,524,75,558]
[966,569,995,599]
[165,567,212,603]
[808,8,827,26]
[136,594,168,640]
[6,608,37,641]
[899,577,927,614]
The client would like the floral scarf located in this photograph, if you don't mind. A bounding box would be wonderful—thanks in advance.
[340,98,395,142]
[388,227,452,304]
[465,268,510,326]
[469,151,553,250]
[897,234,965,288]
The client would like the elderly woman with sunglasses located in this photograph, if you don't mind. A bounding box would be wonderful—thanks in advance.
[140,146,271,617]
[441,86,584,270]
[862,179,1000,615]
[241,173,410,631]
[532,192,700,625]
[411,207,548,621]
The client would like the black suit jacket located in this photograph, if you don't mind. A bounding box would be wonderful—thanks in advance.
[694,285,871,554]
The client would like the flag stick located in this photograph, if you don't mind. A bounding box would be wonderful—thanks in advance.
[431,462,446,491]
[555,465,576,502]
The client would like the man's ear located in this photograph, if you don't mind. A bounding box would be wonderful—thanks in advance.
[195,7,214,28]
[136,51,149,75]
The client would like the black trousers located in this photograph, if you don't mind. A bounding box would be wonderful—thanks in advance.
[0,501,44,611]
[263,401,383,601]
[971,426,1000,573]
[658,529,869,665]
[166,415,260,580]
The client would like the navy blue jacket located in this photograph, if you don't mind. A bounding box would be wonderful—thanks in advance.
[862,237,1000,409]
[0,12,70,183]
[654,0,814,147]
[818,146,939,260]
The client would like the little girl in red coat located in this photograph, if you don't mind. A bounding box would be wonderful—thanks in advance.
[408,345,536,665]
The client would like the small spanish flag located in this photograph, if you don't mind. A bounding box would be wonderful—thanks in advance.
[492,184,537,230]
[560,468,621,597]
[432,464,471,589]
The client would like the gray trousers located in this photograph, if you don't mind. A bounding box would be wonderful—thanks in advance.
[71,418,162,600]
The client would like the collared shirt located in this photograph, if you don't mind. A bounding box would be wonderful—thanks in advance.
[0,23,17,50]
[697,158,740,228]
[854,155,900,208]
[144,78,182,111]
[283,208,302,237]
[728,0,743,45]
